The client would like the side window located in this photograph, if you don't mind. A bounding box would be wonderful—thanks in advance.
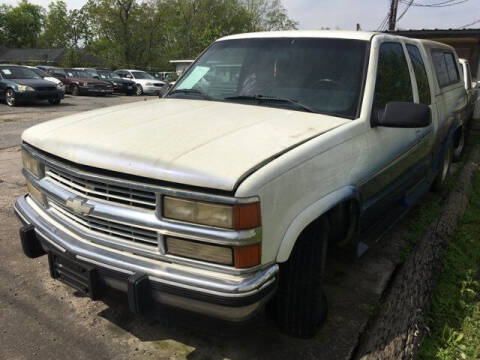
[444,52,459,83]
[432,51,449,87]
[432,50,460,87]
[406,44,431,105]
[374,42,413,109]
[466,63,473,90]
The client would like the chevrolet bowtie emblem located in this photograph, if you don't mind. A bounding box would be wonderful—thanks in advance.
[65,197,94,215]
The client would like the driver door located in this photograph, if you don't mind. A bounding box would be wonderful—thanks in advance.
[359,40,422,229]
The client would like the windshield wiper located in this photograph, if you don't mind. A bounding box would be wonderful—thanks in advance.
[224,95,317,113]
[168,88,213,100]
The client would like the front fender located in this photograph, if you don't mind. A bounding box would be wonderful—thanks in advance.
[276,186,358,262]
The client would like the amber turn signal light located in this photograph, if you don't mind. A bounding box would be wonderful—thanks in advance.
[233,202,261,230]
[234,243,261,268]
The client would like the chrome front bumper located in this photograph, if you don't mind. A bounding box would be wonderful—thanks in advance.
[14,195,278,321]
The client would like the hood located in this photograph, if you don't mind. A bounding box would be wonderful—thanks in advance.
[12,78,56,88]
[22,99,349,191]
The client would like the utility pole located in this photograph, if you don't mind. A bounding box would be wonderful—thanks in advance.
[388,0,399,31]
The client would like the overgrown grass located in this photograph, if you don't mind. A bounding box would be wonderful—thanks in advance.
[418,170,480,360]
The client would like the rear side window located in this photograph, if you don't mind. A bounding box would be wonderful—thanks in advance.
[406,44,431,105]
[466,63,473,90]
[444,53,459,83]
[374,42,413,109]
[432,50,460,88]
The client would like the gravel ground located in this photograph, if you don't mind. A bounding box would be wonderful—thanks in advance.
[0,94,156,150]
[0,95,465,360]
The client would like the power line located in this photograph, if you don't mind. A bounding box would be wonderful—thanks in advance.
[397,0,414,21]
[456,18,480,28]
[399,0,470,7]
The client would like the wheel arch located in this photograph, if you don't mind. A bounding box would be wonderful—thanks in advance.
[276,186,360,263]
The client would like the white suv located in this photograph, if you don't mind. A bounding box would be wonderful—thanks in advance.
[114,69,166,95]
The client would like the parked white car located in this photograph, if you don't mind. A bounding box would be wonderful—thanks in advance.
[453,58,478,160]
[16,31,468,338]
[113,69,166,95]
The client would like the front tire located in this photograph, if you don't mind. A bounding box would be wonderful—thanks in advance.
[71,85,80,96]
[5,89,16,107]
[135,84,143,96]
[268,219,329,338]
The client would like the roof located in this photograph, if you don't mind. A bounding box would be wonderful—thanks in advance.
[0,48,66,63]
[169,60,194,63]
[390,28,480,39]
[218,30,379,42]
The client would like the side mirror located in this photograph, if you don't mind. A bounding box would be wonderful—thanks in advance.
[373,102,431,128]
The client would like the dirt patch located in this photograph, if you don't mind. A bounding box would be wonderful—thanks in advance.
[353,143,480,360]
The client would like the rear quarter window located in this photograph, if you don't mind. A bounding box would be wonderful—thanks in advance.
[431,50,460,88]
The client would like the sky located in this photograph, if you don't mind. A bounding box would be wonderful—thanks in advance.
[3,0,480,31]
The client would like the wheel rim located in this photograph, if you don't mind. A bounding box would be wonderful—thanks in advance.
[136,85,142,95]
[441,145,451,182]
[453,129,465,158]
[6,90,14,106]
[72,86,78,96]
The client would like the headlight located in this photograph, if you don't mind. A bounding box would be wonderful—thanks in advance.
[26,179,45,206]
[22,149,43,178]
[82,82,89,87]
[163,196,261,230]
[57,83,65,90]
[17,85,34,92]
[145,82,153,86]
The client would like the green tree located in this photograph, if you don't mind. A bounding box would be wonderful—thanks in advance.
[243,0,297,31]
[40,1,70,48]
[1,0,44,48]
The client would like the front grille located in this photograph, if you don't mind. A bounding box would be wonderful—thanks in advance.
[46,167,157,210]
[49,201,158,247]
[36,86,56,91]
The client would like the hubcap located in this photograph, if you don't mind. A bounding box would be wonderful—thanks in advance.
[6,91,14,106]
[136,85,142,95]
[441,145,451,181]
[454,129,465,158]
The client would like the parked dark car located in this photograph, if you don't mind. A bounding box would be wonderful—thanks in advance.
[0,65,64,106]
[96,69,136,95]
[44,67,113,96]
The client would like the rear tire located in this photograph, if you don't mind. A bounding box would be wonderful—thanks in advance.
[432,140,453,192]
[453,126,466,162]
[269,218,329,338]
[48,98,60,105]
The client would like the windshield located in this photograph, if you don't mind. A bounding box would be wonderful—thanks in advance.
[0,66,42,80]
[83,69,99,78]
[30,68,48,78]
[170,38,368,117]
[99,71,120,80]
[65,69,89,78]
[132,71,154,79]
